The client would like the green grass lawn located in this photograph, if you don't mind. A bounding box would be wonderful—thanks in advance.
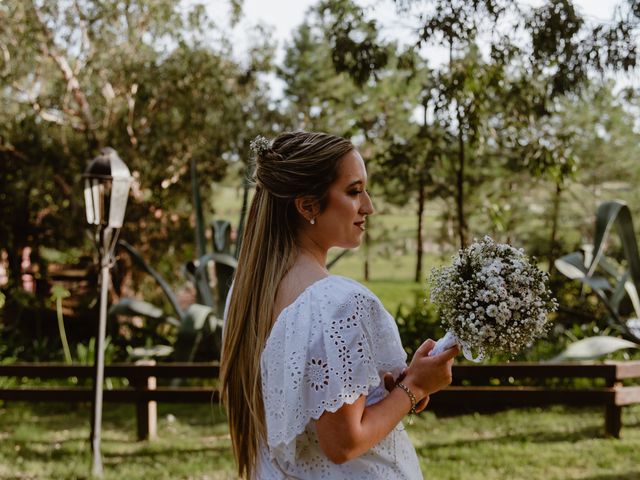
[2,402,639,480]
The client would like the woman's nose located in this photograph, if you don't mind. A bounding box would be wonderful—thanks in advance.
[362,191,374,215]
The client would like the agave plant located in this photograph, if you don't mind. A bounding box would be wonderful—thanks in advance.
[110,238,237,361]
[555,200,640,357]
[108,162,250,362]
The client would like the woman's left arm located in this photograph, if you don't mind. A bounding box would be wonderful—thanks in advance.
[315,341,458,464]
[315,388,411,464]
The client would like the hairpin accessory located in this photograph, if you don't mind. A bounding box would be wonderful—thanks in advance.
[250,135,271,157]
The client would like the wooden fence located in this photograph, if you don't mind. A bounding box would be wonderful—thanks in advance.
[1,361,639,439]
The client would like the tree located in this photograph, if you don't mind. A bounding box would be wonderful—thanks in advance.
[281,0,415,280]
[0,0,278,278]
[385,0,638,256]
[0,0,283,342]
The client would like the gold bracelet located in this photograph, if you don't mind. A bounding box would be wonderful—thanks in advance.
[396,382,417,421]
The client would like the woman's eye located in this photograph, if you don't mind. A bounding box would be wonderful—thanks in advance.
[348,190,362,196]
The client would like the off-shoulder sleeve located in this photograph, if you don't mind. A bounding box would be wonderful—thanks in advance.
[261,279,406,464]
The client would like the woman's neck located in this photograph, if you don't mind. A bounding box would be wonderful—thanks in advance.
[296,246,328,273]
[296,232,328,269]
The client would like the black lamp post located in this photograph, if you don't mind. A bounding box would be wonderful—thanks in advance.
[83,148,132,477]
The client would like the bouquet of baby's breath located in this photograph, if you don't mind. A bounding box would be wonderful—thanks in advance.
[428,236,558,361]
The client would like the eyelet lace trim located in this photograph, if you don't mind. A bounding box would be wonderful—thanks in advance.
[261,276,413,474]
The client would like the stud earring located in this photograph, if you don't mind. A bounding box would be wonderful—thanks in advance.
[310,218,316,225]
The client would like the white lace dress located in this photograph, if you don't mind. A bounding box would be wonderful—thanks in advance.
[256,275,423,479]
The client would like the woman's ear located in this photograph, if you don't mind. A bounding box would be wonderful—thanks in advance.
[294,196,320,223]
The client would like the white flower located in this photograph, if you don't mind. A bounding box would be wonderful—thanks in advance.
[429,235,557,357]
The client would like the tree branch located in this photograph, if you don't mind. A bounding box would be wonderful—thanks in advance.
[126,83,139,147]
[0,41,10,77]
[10,80,86,131]
[30,1,96,145]
[72,0,94,77]
[0,144,28,162]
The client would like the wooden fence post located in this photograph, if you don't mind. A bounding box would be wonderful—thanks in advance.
[134,359,157,441]
[605,381,623,438]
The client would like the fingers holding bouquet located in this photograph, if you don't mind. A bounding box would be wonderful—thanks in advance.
[383,339,459,411]
[418,338,459,364]
[384,236,557,419]
[406,339,459,399]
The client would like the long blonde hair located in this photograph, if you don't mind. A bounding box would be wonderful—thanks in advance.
[220,131,354,479]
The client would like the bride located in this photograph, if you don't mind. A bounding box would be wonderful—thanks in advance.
[221,131,459,479]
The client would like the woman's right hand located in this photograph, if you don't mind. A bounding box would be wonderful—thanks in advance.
[403,339,459,401]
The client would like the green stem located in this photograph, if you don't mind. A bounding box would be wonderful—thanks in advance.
[56,298,72,364]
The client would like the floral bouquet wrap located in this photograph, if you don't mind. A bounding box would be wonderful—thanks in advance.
[428,236,558,362]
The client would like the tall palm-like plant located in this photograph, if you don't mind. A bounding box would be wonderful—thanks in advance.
[111,239,237,362]
[108,165,250,362]
[555,200,640,353]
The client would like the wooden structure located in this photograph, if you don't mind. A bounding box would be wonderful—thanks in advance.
[1,362,639,439]
[0,363,219,440]
[429,362,640,438]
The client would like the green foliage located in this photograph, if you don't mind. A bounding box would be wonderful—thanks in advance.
[74,336,126,388]
[526,0,587,97]
[394,298,445,358]
[280,10,363,134]
[515,274,627,362]
[49,284,72,364]
[324,0,640,259]
[2,0,640,365]
[527,0,639,95]
[126,344,173,360]
[75,337,112,365]
[552,335,639,361]
[117,240,185,320]
[556,200,640,343]
[0,344,19,388]
[317,0,389,86]
[109,221,239,361]
[0,0,281,294]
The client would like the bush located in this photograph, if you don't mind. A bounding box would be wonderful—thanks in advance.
[394,299,445,358]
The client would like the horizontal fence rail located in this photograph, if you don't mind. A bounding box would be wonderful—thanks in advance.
[0,363,220,379]
[1,361,639,439]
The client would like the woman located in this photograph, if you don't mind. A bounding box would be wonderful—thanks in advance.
[221,131,459,479]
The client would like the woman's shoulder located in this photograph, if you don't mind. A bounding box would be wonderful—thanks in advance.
[274,274,384,328]
[303,274,379,306]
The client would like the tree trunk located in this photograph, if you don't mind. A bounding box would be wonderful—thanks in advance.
[190,156,206,259]
[363,220,370,282]
[506,180,514,245]
[415,171,426,282]
[6,247,22,290]
[456,108,467,248]
[234,173,251,258]
[547,181,563,275]
[31,2,97,148]
[361,129,372,282]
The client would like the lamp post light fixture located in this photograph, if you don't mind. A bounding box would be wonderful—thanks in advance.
[83,148,132,477]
